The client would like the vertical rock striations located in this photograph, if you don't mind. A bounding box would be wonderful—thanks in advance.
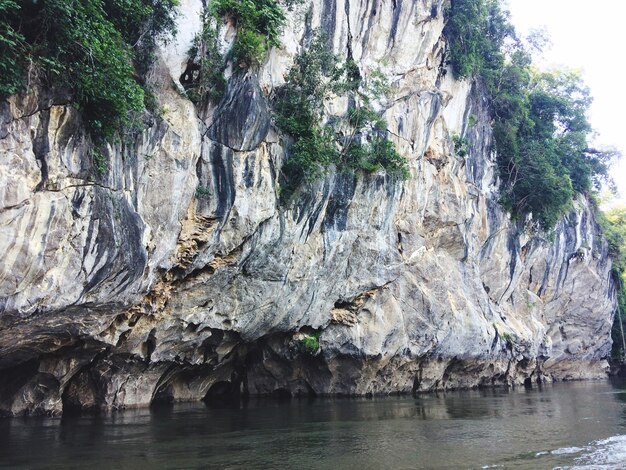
[0,0,616,415]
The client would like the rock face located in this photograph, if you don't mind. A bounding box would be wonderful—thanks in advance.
[0,0,616,415]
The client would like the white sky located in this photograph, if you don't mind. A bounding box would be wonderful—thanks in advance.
[506,0,626,203]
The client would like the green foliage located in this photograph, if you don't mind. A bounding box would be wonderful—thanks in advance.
[183,0,284,104]
[599,205,626,281]
[106,0,179,76]
[343,135,410,178]
[91,148,108,176]
[339,58,362,93]
[232,29,266,67]
[443,0,614,231]
[370,136,409,177]
[273,32,409,190]
[499,138,574,230]
[452,134,469,157]
[274,88,318,138]
[0,0,25,96]
[274,32,339,130]
[196,185,211,197]
[301,331,321,353]
[0,0,179,139]
[443,0,513,81]
[285,127,338,181]
[366,68,391,99]
[494,65,615,231]
[211,0,285,67]
[598,205,626,361]
[273,33,339,185]
[184,16,226,103]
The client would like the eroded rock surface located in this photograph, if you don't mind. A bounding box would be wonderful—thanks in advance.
[0,0,616,415]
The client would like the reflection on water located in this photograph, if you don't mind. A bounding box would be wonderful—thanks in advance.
[2,380,626,469]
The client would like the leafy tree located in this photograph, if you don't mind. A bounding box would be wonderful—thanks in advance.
[182,0,285,104]
[273,33,342,184]
[444,0,615,231]
[0,0,178,139]
[598,205,626,361]
[497,68,615,230]
[443,0,514,81]
[0,0,26,96]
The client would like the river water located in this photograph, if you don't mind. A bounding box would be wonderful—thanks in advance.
[2,379,626,469]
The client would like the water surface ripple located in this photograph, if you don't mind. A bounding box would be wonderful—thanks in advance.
[2,380,626,469]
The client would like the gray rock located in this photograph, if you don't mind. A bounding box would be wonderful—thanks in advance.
[207,74,271,152]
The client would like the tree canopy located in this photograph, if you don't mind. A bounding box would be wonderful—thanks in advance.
[444,0,616,231]
[598,204,626,360]
[0,0,178,138]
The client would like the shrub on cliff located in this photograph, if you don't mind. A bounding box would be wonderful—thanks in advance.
[211,0,285,67]
[183,0,285,103]
[0,0,178,139]
[273,32,409,191]
[183,13,227,104]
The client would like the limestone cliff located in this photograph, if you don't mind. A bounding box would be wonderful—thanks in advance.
[0,0,616,415]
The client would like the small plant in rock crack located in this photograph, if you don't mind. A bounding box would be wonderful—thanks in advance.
[452,134,469,157]
[196,185,211,198]
[500,331,513,346]
[301,331,321,353]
